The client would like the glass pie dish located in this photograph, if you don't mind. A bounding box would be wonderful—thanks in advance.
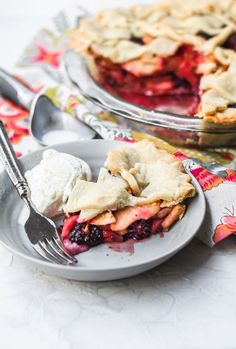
[65,0,236,148]
[64,51,236,148]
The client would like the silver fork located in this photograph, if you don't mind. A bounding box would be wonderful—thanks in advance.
[0,121,77,265]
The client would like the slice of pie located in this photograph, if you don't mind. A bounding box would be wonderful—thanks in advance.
[70,0,236,125]
[61,141,196,255]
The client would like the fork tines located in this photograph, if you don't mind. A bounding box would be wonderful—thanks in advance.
[33,237,77,265]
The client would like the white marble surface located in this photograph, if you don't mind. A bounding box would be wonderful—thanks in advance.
[1,1,236,348]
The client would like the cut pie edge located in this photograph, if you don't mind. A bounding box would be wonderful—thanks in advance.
[69,0,236,125]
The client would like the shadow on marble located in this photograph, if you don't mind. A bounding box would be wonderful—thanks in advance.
[86,236,236,291]
[7,235,236,290]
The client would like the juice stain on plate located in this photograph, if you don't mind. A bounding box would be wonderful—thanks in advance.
[106,232,166,255]
[107,240,136,255]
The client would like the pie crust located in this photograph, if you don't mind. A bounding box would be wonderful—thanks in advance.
[70,0,236,124]
[64,141,195,220]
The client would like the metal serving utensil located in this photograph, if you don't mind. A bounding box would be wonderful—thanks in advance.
[0,120,77,265]
[0,68,95,146]
[0,67,134,143]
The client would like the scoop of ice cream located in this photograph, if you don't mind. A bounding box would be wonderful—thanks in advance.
[25,149,92,217]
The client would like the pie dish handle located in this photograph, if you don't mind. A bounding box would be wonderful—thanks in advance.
[0,120,30,198]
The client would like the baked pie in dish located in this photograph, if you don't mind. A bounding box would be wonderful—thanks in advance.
[70,0,236,126]
[59,141,196,255]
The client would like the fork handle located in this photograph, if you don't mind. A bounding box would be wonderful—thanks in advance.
[0,120,30,198]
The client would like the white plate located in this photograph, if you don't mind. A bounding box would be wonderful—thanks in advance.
[0,140,205,281]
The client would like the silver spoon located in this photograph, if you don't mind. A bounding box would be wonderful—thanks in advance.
[0,68,95,146]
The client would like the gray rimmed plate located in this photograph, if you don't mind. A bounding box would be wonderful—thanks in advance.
[0,140,205,281]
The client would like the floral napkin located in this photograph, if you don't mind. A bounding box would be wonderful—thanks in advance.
[1,7,236,247]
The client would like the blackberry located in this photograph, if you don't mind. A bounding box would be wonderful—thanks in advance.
[124,219,152,241]
[88,225,104,246]
[68,222,86,242]
[68,223,103,247]
[222,33,236,51]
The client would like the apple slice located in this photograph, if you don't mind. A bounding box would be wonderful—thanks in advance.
[90,211,116,225]
[110,202,161,232]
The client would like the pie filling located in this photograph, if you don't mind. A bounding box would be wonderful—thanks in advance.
[61,203,184,255]
[94,45,204,116]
